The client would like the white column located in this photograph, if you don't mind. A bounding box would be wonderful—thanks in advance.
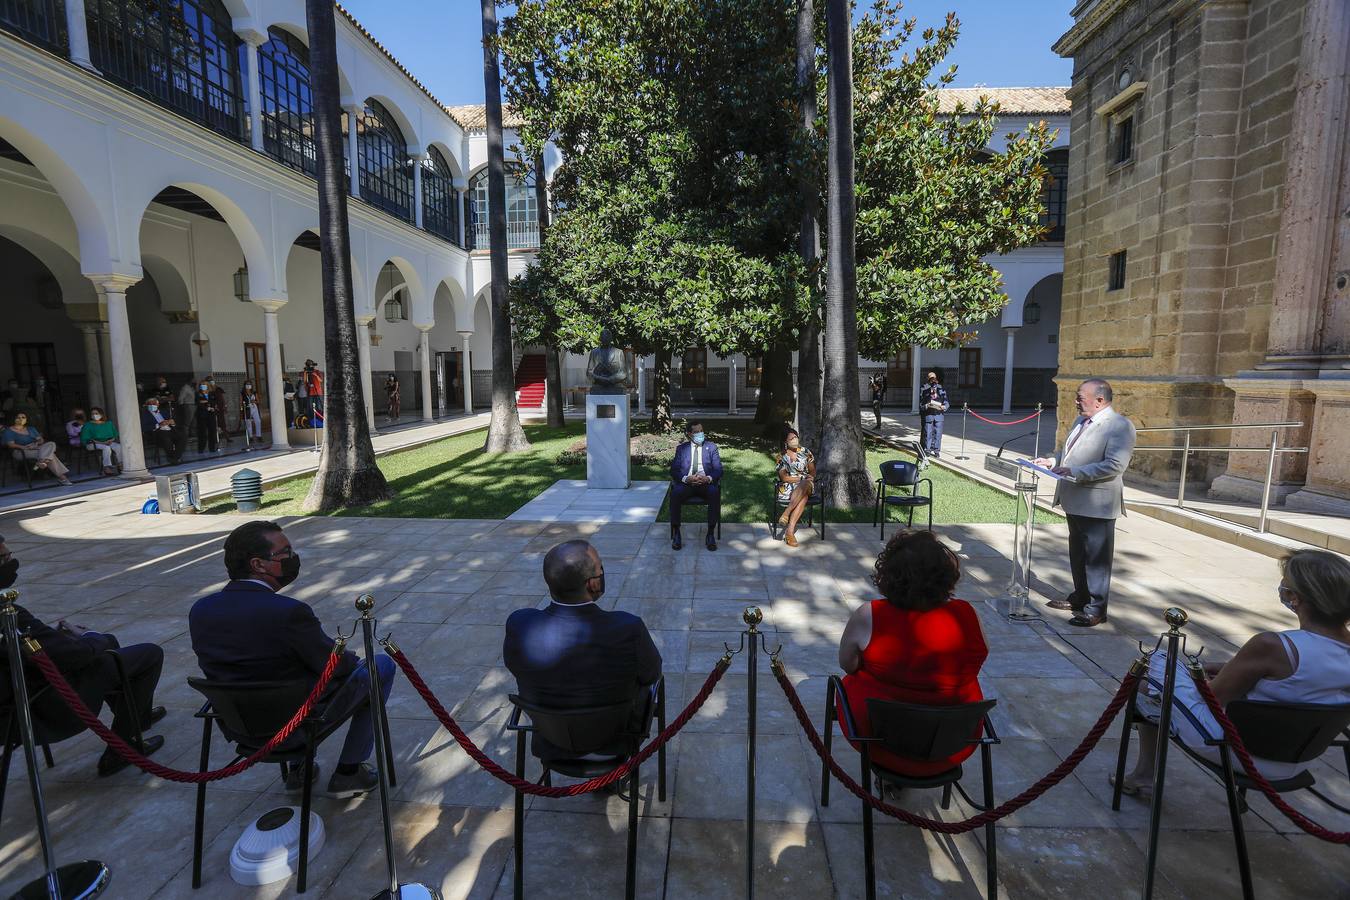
[910,344,922,414]
[96,325,116,417]
[345,104,362,198]
[97,278,148,478]
[411,153,428,229]
[241,33,266,153]
[79,324,106,409]
[417,325,434,421]
[356,315,376,429]
[459,331,474,414]
[728,357,738,414]
[64,0,96,71]
[1002,327,1018,415]
[255,302,289,448]
[637,358,647,414]
[453,180,468,247]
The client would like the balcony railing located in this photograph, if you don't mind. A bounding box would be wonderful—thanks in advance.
[469,218,539,251]
[0,0,67,53]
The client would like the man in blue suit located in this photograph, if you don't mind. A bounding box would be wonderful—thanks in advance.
[189,521,395,798]
[669,420,722,551]
[503,541,662,763]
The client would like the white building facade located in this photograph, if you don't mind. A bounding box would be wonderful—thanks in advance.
[0,0,548,478]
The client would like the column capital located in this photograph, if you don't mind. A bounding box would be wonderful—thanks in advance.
[452,178,468,191]
[342,100,364,114]
[88,274,140,295]
[1003,325,1021,335]
[410,151,431,163]
[235,27,268,47]
[414,322,435,333]
[457,330,474,339]
[250,298,288,314]
[356,313,376,326]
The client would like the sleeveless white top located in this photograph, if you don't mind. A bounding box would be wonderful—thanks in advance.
[1150,629,1350,779]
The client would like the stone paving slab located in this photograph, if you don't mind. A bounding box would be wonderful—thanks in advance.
[0,500,1346,897]
[507,479,669,523]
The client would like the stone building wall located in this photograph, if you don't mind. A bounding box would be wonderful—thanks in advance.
[1052,0,1306,485]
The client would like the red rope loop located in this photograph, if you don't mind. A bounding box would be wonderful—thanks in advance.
[773,661,1139,834]
[27,646,343,783]
[1189,669,1350,844]
[966,410,1041,426]
[387,644,727,797]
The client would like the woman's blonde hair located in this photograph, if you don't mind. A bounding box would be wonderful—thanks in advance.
[1281,550,1350,627]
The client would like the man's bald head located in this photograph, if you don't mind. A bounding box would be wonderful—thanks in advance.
[543,540,602,603]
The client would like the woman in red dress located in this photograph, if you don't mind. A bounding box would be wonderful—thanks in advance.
[837,529,989,776]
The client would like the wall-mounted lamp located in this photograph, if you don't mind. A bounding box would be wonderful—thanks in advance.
[191,332,210,357]
[1023,300,1042,325]
[233,266,249,302]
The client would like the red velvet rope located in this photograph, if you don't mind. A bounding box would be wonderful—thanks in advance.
[387,644,727,796]
[27,646,343,783]
[774,661,1139,834]
[966,409,1041,426]
[1189,670,1350,844]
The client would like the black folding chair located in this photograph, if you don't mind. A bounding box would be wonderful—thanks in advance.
[1113,683,1350,900]
[873,460,933,537]
[187,675,388,893]
[0,648,145,822]
[769,479,826,540]
[506,677,667,900]
[1,451,35,490]
[822,676,999,900]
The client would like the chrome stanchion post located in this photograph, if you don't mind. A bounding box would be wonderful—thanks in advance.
[1141,608,1188,900]
[956,403,970,460]
[743,606,761,900]
[1,590,110,900]
[355,594,438,900]
[1031,402,1043,465]
[1177,431,1191,509]
[1258,429,1277,534]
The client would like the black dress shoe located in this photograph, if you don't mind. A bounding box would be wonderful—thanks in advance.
[97,734,164,777]
[1045,596,1078,611]
[1068,613,1108,628]
[144,706,167,727]
[672,530,683,551]
[705,536,717,551]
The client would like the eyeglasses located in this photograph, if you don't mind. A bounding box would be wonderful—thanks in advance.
[264,547,297,560]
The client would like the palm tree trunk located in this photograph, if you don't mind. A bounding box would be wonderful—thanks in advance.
[481,0,530,452]
[532,147,565,429]
[795,0,823,448]
[818,0,873,508]
[300,0,390,512]
[650,349,673,432]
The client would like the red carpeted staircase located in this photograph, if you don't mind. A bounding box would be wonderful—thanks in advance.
[514,353,547,409]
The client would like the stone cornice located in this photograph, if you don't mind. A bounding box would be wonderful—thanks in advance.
[1053,0,1132,57]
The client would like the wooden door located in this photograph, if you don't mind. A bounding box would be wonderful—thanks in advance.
[243,342,268,425]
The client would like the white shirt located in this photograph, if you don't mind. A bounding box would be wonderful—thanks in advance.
[1062,405,1113,461]
[148,409,168,429]
[685,443,705,481]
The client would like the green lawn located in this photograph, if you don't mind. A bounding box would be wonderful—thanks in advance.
[206,420,1059,524]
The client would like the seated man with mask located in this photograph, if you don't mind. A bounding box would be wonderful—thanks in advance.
[503,540,662,764]
[189,521,395,797]
[669,421,723,551]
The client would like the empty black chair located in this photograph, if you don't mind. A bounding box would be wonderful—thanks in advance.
[1113,690,1350,900]
[506,677,667,900]
[1,452,35,490]
[873,460,933,537]
[822,676,999,900]
[769,479,826,540]
[187,676,389,893]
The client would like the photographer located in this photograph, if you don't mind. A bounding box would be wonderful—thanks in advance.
[868,372,888,429]
[919,370,949,456]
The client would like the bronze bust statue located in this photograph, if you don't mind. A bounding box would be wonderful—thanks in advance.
[586,328,631,395]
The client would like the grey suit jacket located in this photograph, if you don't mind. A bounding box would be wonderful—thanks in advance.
[1051,407,1136,519]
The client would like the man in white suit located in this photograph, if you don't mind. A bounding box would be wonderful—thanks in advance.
[1034,378,1136,627]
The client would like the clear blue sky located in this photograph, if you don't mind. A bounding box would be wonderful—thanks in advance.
[337,1,1074,107]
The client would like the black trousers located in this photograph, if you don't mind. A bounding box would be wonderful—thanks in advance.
[670,482,720,534]
[1066,514,1116,618]
[145,428,182,462]
[43,641,164,742]
[195,410,217,453]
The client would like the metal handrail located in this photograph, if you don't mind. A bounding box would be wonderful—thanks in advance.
[1128,421,1306,534]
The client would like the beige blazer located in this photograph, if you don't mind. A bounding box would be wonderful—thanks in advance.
[1051,406,1136,519]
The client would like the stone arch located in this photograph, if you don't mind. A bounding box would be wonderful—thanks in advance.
[0,226,97,308]
[139,254,192,314]
[366,94,422,153]
[426,140,465,181]
[252,21,357,108]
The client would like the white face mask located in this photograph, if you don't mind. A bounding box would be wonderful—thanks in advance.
[91,413,103,421]
[244,384,253,390]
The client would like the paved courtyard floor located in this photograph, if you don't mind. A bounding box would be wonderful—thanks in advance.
[0,488,1347,898]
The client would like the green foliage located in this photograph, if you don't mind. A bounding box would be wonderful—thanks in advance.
[849,3,1053,358]
[501,0,810,357]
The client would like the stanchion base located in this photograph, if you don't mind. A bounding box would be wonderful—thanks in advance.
[369,884,441,900]
[14,860,111,899]
[954,455,970,460]
[991,593,1040,622]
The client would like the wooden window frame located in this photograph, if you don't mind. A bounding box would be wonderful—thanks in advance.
[958,347,982,389]
[680,348,707,389]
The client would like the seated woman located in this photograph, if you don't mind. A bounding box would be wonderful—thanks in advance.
[79,407,122,475]
[775,428,815,547]
[1118,549,1350,795]
[836,529,989,776]
[65,408,86,450]
[1,412,72,485]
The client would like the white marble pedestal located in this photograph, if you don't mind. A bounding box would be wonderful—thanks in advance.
[586,394,631,489]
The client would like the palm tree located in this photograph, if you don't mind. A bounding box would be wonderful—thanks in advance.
[300,0,390,511]
[481,0,531,452]
[817,0,873,508]
[795,0,822,447]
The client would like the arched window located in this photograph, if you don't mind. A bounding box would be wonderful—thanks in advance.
[467,166,539,250]
[1039,148,1069,243]
[422,147,461,245]
[256,27,314,176]
[357,99,413,223]
[87,0,245,141]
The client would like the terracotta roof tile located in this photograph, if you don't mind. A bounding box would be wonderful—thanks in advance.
[444,104,526,132]
[935,86,1071,116]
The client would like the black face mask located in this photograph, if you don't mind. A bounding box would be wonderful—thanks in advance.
[590,572,605,600]
[274,554,301,589]
[0,558,17,589]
